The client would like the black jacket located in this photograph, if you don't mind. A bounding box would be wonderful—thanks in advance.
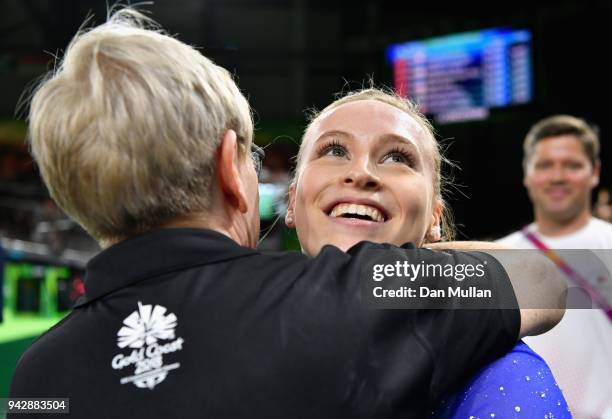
[9,228,519,418]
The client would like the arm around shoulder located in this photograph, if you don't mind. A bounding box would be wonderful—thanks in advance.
[426,241,566,338]
[490,250,565,338]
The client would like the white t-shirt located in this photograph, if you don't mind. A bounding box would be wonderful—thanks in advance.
[498,217,612,249]
[497,217,612,419]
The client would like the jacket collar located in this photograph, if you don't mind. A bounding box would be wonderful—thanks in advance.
[77,228,257,306]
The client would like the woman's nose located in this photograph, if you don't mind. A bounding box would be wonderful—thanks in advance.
[343,159,381,190]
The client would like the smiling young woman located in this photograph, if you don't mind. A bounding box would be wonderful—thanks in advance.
[286,88,452,256]
[285,87,571,418]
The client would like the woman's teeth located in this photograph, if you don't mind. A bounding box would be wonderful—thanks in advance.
[329,203,384,222]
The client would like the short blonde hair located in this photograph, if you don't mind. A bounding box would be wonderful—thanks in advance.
[28,8,253,244]
[294,87,455,241]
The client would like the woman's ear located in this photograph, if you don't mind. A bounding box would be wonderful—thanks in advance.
[285,183,296,228]
[425,200,443,243]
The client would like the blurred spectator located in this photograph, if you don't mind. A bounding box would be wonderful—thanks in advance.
[498,115,612,418]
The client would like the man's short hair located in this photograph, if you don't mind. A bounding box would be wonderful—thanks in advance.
[27,8,253,245]
[523,115,600,167]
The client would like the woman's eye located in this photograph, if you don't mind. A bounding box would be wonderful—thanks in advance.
[322,145,347,158]
[382,151,413,166]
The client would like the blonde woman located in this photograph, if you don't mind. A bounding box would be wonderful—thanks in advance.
[285,88,571,418]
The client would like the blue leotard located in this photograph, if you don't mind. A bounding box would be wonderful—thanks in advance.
[434,341,571,418]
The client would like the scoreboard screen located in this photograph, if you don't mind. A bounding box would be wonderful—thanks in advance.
[387,28,533,123]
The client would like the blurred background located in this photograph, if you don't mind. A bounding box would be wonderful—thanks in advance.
[0,0,611,400]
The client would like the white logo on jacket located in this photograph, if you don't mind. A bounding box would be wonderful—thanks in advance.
[111,302,184,389]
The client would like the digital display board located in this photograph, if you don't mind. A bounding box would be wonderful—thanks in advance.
[387,28,533,123]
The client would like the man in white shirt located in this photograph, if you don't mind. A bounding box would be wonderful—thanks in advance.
[498,115,612,418]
